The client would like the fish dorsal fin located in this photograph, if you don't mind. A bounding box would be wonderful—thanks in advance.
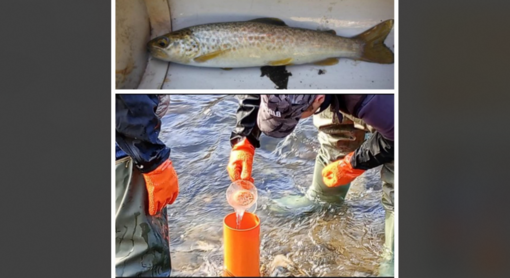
[322,29,336,35]
[248,17,287,26]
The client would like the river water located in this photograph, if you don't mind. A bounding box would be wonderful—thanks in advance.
[159,94,387,277]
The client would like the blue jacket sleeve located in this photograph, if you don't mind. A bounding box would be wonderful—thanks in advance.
[115,94,170,173]
[350,94,394,170]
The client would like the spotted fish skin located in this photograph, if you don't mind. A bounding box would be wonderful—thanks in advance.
[147,18,394,68]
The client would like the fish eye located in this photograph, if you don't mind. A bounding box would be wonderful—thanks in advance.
[156,37,169,48]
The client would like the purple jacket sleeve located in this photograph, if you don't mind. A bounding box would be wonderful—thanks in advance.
[350,95,394,170]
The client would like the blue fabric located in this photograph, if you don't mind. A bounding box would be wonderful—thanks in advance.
[349,94,394,170]
[116,143,127,160]
[357,95,394,141]
[116,94,170,173]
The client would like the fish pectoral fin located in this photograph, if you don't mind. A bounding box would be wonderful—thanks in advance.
[193,49,228,63]
[268,58,293,66]
[314,58,339,66]
[322,29,337,35]
[248,17,287,26]
[221,68,233,71]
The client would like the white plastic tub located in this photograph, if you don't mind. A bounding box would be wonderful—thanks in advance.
[115,0,395,89]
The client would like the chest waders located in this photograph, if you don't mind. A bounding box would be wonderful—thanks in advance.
[115,157,171,277]
[272,107,394,277]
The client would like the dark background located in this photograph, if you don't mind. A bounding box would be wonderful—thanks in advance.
[1,0,509,277]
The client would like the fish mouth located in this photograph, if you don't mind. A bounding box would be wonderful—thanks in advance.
[147,45,170,61]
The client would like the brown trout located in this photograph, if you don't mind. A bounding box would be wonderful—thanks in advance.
[147,17,394,68]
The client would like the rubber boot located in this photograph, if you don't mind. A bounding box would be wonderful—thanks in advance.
[271,155,351,214]
[115,157,172,277]
[306,155,351,203]
[271,107,366,214]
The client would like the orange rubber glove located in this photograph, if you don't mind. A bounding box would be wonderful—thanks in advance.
[322,152,366,187]
[227,138,255,183]
[142,159,179,216]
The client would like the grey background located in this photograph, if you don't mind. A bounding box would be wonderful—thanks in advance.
[399,1,510,277]
[0,1,111,277]
[1,0,510,277]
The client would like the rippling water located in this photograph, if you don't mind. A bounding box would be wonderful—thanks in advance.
[160,95,386,277]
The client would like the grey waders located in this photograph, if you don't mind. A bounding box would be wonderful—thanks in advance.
[115,157,171,277]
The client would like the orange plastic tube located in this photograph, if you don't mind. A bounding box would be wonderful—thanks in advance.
[223,212,260,277]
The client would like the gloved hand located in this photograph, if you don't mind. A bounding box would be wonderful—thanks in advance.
[142,159,179,216]
[322,152,366,187]
[227,138,255,183]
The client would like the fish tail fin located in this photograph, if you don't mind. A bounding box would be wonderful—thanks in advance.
[353,19,394,64]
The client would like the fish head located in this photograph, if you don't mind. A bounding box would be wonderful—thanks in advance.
[147,30,200,64]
